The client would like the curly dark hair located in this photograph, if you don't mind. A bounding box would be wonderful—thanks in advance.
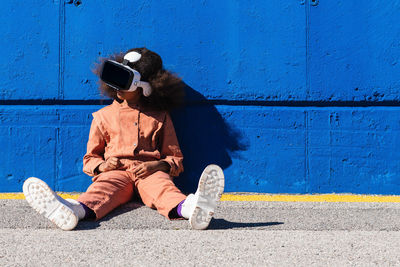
[92,47,185,111]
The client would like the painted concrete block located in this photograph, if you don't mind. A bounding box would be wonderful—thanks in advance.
[309,1,400,101]
[0,106,92,192]
[62,1,306,101]
[307,108,400,194]
[173,105,307,193]
[0,2,59,100]
[0,107,58,191]
[57,107,99,191]
[2,1,400,103]
[57,126,92,191]
[3,1,400,102]
[0,106,59,126]
[1,105,400,194]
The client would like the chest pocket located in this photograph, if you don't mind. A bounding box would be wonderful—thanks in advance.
[138,112,165,151]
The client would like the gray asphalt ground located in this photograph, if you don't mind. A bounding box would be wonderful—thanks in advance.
[1,199,400,266]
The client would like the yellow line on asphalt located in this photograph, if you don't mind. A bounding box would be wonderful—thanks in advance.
[220,194,400,202]
[0,193,80,200]
[2,193,400,202]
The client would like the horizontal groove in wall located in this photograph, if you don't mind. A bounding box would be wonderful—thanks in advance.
[1,100,400,107]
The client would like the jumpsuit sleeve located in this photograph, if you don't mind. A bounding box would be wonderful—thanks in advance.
[83,117,106,177]
[159,112,184,177]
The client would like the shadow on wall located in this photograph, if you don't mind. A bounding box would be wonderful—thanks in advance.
[172,84,248,193]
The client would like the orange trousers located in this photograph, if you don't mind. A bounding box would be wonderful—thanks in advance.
[77,170,187,220]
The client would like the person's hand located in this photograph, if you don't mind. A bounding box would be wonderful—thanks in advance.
[133,161,170,179]
[98,157,121,173]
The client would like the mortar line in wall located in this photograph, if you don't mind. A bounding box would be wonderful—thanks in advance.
[58,1,65,99]
[2,100,400,107]
[304,110,310,193]
[54,110,60,191]
[305,0,310,101]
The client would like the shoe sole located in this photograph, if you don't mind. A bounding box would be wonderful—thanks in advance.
[189,164,225,230]
[22,177,78,231]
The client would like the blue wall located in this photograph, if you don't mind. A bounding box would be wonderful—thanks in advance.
[1,0,400,194]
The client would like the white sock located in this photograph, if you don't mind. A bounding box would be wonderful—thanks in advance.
[180,194,197,219]
[65,199,86,220]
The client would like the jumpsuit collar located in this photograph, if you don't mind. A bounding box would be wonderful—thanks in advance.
[112,99,141,110]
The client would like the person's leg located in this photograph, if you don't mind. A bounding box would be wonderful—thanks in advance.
[65,198,95,220]
[23,177,80,230]
[169,199,185,219]
[23,171,135,230]
[134,171,187,219]
[77,170,135,220]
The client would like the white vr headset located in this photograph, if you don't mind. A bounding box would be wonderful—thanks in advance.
[100,51,152,97]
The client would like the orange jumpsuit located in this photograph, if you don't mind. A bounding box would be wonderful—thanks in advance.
[77,100,186,219]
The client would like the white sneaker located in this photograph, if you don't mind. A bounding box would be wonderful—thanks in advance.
[23,177,79,231]
[181,164,225,230]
